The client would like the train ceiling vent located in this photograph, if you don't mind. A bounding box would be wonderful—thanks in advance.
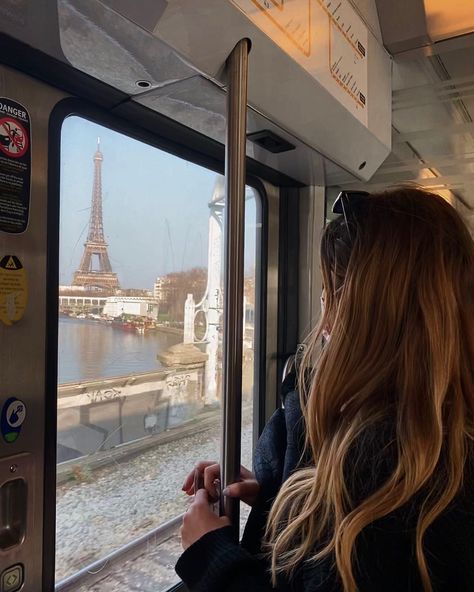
[247,130,295,154]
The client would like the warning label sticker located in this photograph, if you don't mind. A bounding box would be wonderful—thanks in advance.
[4,256,17,269]
[0,117,29,157]
[0,98,31,233]
[0,254,28,326]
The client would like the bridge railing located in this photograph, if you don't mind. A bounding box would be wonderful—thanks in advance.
[57,357,207,463]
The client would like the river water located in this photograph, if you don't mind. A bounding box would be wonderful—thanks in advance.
[58,317,182,384]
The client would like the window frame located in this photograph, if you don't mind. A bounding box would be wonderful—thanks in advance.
[45,98,271,591]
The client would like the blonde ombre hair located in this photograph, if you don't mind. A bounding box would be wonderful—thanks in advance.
[265,188,474,591]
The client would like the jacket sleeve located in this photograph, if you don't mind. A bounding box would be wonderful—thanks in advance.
[175,526,275,592]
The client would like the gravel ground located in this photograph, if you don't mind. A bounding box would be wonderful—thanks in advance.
[74,507,252,592]
[56,406,254,586]
[76,535,183,592]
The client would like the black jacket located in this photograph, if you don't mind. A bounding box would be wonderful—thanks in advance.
[176,376,474,591]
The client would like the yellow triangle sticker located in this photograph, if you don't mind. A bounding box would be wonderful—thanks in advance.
[5,257,17,270]
[0,255,27,326]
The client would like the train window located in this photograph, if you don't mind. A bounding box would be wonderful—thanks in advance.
[55,116,262,590]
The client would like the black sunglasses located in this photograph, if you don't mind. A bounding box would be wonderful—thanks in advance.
[332,191,370,241]
[332,190,370,215]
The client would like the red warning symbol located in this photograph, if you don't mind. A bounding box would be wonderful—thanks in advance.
[0,117,29,158]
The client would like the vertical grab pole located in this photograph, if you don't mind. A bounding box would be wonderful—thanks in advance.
[221,38,250,535]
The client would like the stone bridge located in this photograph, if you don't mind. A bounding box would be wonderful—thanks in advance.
[57,344,209,462]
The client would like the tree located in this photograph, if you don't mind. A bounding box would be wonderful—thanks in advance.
[160,268,207,322]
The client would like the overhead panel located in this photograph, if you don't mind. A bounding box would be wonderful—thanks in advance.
[0,0,391,185]
[231,0,369,126]
[152,0,391,181]
[57,0,197,96]
[0,0,64,59]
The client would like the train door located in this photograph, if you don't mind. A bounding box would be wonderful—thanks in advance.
[0,50,286,592]
[0,67,68,592]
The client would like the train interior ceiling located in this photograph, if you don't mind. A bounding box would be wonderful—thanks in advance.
[0,0,473,221]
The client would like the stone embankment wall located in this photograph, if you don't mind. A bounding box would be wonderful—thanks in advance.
[57,344,208,462]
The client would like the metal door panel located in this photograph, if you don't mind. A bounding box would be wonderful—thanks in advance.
[0,66,66,591]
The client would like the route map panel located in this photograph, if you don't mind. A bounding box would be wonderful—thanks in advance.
[232,0,311,56]
[320,0,368,115]
[230,0,368,125]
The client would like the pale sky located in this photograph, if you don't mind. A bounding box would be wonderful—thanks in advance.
[60,116,258,289]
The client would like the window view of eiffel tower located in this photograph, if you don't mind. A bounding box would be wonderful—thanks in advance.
[73,139,120,291]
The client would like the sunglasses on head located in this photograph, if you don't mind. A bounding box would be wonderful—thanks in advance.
[332,191,370,241]
[332,190,370,215]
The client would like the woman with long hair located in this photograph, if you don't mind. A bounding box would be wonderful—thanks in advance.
[176,187,474,592]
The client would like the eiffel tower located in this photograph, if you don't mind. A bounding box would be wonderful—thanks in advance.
[73,139,119,291]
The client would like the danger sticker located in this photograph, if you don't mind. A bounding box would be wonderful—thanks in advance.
[0,98,31,234]
[0,117,29,158]
[0,255,28,326]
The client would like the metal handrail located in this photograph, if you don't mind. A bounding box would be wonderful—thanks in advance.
[221,38,250,535]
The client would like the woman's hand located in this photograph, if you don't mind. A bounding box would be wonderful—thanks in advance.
[182,460,261,506]
[181,489,230,550]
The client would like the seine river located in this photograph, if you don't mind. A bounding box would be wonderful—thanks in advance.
[58,317,182,384]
